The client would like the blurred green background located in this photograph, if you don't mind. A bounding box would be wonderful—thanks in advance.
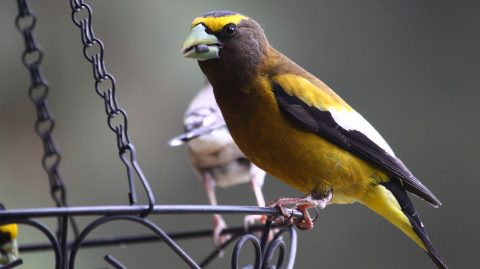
[0,0,478,268]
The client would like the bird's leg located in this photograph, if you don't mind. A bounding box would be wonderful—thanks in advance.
[251,173,266,207]
[244,168,276,241]
[293,202,315,230]
[203,172,230,246]
[244,167,267,227]
[267,190,333,230]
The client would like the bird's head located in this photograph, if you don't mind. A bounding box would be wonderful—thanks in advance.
[182,11,269,87]
[0,223,19,264]
[0,225,17,243]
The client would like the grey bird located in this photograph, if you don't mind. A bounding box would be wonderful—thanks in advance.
[169,83,267,245]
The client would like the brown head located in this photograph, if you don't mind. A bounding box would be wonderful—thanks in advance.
[182,11,269,88]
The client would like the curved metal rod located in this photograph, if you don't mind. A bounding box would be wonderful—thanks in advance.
[104,255,127,269]
[68,215,200,269]
[261,238,285,269]
[19,225,262,252]
[120,143,156,216]
[230,225,296,269]
[231,234,261,269]
[311,207,320,223]
[272,226,297,269]
[0,219,61,269]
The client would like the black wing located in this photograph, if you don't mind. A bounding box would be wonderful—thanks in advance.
[272,81,441,207]
[382,180,447,268]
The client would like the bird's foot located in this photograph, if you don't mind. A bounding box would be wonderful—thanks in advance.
[266,197,312,229]
[266,190,333,230]
[213,214,231,247]
[266,198,297,226]
[244,214,268,227]
[293,203,315,230]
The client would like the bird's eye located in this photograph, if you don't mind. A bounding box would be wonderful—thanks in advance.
[223,23,237,37]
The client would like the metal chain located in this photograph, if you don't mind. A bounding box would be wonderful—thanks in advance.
[68,0,155,215]
[15,0,79,238]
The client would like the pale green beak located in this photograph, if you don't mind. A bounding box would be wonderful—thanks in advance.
[182,24,221,61]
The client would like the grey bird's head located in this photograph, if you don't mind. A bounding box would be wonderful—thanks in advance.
[168,84,226,147]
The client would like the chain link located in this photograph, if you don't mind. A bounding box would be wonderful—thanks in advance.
[69,0,155,215]
[15,0,79,237]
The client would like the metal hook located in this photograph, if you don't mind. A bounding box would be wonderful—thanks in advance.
[104,255,127,269]
[312,206,320,223]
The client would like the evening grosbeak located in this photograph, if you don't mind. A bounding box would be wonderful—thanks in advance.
[169,83,267,245]
[0,205,19,265]
[180,10,447,268]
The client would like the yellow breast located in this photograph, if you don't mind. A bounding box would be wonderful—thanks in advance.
[215,76,388,204]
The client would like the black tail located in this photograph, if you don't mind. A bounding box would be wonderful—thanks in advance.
[382,179,448,269]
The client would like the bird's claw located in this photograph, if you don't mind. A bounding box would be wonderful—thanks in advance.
[292,204,314,230]
[266,193,329,230]
[266,199,295,226]
[267,204,314,230]
[213,214,231,247]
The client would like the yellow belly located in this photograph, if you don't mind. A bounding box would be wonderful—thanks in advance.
[215,77,389,204]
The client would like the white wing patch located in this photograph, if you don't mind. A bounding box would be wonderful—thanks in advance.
[330,109,395,156]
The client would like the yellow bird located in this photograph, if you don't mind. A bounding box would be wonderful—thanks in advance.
[0,205,19,265]
[181,10,446,268]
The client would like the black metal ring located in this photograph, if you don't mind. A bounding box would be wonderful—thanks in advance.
[71,3,92,27]
[271,226,297,269]
[21,49,43,67]
[231,234,261,269]
[262,238,285,269]
[15,14,36,32]
[312,206,320,223]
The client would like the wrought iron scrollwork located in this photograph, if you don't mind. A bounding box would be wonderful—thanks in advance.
[232,222,297,269]
[68,215,200,269]
[0,206,299,269]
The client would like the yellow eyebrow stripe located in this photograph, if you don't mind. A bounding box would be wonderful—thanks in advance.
[192,14,248,32]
